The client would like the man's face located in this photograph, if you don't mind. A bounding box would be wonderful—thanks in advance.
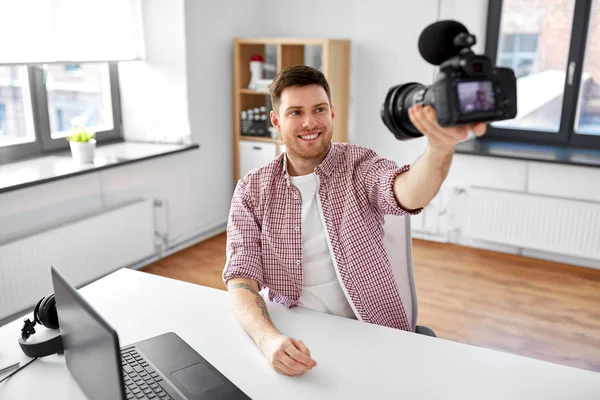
[270,84,335,163]
[476,90,485,100]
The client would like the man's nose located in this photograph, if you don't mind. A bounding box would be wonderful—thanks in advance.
[301,115,318,129]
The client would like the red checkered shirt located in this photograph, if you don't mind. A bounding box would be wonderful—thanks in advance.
[223,142,422,331]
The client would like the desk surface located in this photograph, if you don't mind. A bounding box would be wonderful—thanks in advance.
[1,268,599,399]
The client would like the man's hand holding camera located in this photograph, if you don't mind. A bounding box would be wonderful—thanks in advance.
[408,103,487,154]
[393,104,488,212]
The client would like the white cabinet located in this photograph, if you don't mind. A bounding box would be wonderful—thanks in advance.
[239,140,278,179]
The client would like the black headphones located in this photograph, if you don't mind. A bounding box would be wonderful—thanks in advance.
[18,294,64,358]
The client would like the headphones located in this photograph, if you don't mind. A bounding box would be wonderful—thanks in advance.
[18,294,64,358]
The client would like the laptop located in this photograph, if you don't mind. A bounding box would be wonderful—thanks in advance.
[51,266,251,400]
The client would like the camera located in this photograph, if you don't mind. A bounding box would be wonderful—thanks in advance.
[381,20,518,140]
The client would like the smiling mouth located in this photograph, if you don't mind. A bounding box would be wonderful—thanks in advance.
[298,132,321,140]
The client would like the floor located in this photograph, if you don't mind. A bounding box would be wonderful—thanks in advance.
[141,233,600,373]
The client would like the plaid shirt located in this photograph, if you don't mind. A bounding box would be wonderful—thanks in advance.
[223,142,422,331]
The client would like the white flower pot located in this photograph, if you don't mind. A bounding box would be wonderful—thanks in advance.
[69,139,96,164]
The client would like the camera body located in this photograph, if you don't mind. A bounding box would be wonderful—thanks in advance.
[381,24,518,140]
[425,52,517,126]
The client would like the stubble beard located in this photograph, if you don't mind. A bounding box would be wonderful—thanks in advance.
[285,126,333,162]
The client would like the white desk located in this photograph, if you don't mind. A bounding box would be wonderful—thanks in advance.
[1,268,599,399]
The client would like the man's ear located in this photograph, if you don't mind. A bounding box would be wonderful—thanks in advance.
[331,104,336,120]
[270,110,279,129]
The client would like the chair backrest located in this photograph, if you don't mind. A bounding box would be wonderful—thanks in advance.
[382,214,418,331]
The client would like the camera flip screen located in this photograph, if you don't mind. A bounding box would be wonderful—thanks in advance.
[457,80,496,113]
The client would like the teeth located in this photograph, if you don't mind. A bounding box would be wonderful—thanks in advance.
[300,133,319,140]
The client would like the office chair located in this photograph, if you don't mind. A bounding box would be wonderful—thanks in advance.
[382,214,436,337]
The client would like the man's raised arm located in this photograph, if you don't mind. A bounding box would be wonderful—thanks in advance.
[393,104,488,210]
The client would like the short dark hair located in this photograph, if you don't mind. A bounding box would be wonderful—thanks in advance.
[269,65,331,113]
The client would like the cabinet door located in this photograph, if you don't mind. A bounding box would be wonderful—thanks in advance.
[239,140,278,178]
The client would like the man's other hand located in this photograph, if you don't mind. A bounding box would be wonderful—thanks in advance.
[261,333,317,376]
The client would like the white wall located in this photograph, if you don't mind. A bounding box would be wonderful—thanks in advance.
[0,174,104,245]
[119,0,190,144]
[183,0,266,237]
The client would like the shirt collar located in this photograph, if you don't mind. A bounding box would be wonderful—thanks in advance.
[282,152,291,186]
[314,142,336,177]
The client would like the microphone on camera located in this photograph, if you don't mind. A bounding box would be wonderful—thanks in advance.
[418,20,470,65]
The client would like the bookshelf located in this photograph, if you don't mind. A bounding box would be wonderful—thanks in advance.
[232,37,351,182]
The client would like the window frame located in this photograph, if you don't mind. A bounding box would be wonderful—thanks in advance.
[484,0,600,149]
[0,62,122,164]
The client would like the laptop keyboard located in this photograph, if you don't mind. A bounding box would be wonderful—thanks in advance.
[121,347,172,400]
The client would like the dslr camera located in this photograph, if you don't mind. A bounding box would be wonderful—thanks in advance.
[381,20,518,140]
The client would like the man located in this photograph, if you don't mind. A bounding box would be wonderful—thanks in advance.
[466,89,494,111]
[223,65,486,377]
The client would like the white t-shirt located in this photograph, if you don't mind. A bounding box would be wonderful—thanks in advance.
[289,172,356,319]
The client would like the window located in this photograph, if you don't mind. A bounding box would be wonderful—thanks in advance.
[485,0,600,149]
[0,104,6,136]
[575,1,600,137]
[0,0,140,163]
[0,62,121,162]
[46,63,114,139]
[0,66,36,148]
[498,34,539,78]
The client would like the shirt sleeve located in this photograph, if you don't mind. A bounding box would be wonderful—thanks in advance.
[359,148,424,216]
[222,179,265,289]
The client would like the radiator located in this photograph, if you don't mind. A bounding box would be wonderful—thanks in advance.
[0,199,155,322]
[464,187,600,260]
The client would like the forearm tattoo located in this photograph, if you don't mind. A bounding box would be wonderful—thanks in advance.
[230,283,273,323]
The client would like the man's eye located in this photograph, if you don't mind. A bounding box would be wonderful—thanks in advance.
[316,107,325,113]
[290,111,300,116]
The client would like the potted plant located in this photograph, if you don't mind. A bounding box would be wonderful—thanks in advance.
[66,126,96,164]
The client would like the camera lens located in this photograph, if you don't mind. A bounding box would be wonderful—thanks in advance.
[381,82,428,141]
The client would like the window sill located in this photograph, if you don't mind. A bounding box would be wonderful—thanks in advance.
[0,141,200,194]
[455,138,600,169]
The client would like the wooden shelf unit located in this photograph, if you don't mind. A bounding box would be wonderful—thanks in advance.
[233,37,351,182]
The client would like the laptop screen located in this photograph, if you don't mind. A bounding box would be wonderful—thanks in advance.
[51,266,125,400]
